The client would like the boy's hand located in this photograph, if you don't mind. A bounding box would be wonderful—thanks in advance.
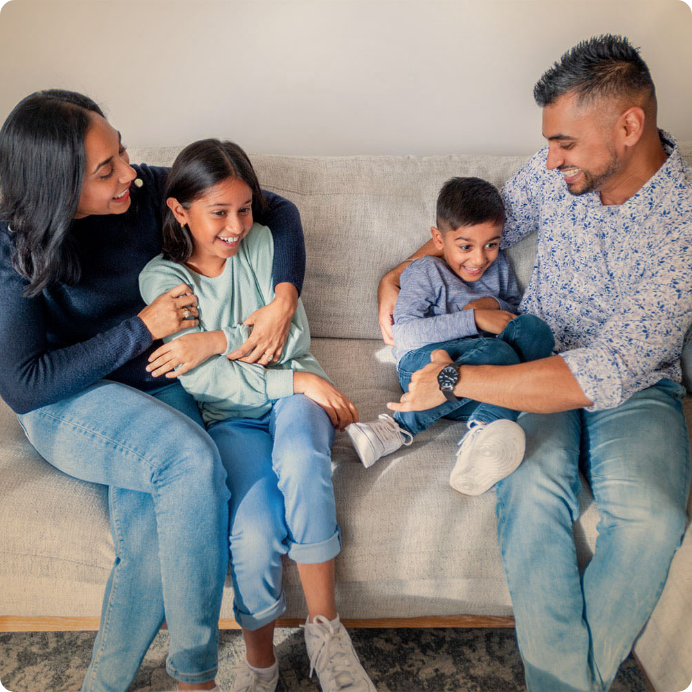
[463,297,500,311]
[473,309,516,335]
[293,372,359,430]
[146,330,226,378]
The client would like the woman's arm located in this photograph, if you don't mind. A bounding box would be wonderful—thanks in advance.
[228,190,305,364]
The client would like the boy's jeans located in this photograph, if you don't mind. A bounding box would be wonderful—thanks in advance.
[394,313,554,436]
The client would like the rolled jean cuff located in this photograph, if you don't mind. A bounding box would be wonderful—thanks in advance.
[287,526,342,564]
[234,591,287,631]
[166,661,217,685]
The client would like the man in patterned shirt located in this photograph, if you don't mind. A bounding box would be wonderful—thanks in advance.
[380,35,692,692]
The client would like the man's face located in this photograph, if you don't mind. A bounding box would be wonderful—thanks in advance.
[542,92,622,196]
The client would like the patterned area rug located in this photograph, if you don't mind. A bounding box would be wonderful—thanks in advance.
[0,627,648,692]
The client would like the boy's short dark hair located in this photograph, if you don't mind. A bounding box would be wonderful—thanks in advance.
[533,34,655,110]
[436,177,505,232]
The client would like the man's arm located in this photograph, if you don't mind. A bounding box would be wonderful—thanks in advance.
[387,349,592,415]
[378,238,441,344]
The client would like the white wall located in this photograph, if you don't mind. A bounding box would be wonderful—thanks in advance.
[0,0,690,156]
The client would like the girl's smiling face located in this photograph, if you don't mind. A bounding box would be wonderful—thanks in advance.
[167,176,254,276]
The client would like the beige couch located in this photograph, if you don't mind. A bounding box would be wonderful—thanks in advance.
[2,146,691,692]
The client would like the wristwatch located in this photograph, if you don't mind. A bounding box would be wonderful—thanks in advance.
[437,364,461,402]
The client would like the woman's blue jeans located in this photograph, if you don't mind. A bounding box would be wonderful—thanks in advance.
[495,379,691,692]
[17,380,230,692]
[208,394,341,631]
[395,314,555,436]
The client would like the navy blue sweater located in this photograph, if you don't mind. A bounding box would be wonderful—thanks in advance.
[0,164,306,414]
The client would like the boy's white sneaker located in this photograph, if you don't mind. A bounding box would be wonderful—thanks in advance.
[346,413,413,468]
[449,419,526,495]
[229,657,279,692]
[303,615,376,692]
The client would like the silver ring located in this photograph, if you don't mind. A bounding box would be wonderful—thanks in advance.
[402,393,408,402]
[264,351,274,359]
[182,307,191,319]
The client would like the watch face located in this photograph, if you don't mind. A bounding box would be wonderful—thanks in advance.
[437,364,459,390]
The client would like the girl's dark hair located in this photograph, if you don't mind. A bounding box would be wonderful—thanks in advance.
[0,89,105,297]
[162,139,267,263]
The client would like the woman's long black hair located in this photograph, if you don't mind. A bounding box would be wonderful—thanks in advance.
[162,139,267,263]
[0,89,104,297]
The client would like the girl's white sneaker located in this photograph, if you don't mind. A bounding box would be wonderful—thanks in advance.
[303,615,376,691]
[229,658,279,692]
[346,414,413,468]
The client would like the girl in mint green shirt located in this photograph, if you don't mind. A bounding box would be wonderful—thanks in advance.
[139,140,375,692]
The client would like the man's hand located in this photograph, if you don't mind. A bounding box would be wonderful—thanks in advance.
[378,269,400,346]
[463,297,500,311]
[387,349,453,412]
[474,309,516,334]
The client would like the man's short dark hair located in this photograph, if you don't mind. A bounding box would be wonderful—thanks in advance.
[436,177,505,231]
[533,34,655,109]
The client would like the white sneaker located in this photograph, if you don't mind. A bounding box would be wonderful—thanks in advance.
[229,658,279,692]
[303,615,376,691]
[346,414,413,468]
[449,419,525,495]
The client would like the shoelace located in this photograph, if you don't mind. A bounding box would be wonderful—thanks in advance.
[456,421,486,451]
[303,616,369,691]
[232,664,273,692]
[373,414,413,455]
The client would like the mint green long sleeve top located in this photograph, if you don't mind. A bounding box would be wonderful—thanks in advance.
[139,223,329,425]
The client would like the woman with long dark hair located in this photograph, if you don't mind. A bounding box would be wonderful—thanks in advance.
[0,90,306,692]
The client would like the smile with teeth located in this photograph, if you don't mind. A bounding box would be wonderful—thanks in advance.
[463,266,484,274]
[113,188,129,200]
[560,167,582,181]
[218,235,240,245]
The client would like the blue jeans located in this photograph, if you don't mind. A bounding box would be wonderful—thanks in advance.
[495,379,691,692]
[395,314,555,436]
[208,394,341,630]
[17,380,230,692]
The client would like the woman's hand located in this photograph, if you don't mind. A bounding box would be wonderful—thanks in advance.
[474,309,516,334]
[146,330,227,378]
[293,372,359,431]
[227,283,298,365]
[138,283,199,340]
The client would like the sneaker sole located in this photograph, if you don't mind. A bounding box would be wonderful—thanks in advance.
[449,421,526,495]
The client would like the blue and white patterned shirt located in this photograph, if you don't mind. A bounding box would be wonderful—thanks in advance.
[501,132,692,411]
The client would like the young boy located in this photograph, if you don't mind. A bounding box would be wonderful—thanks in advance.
[347,177,554,495]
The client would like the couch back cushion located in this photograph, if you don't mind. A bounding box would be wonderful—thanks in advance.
[129,145,692,342]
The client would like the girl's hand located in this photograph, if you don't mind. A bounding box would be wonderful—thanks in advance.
[146,330,227,378]
[293,372,359,431]
[474,309,516,335]
[463,297,500,311]
[138,283,199,340]
[227,283,298,365]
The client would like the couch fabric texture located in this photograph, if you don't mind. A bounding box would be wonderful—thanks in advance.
[1,146,691,692]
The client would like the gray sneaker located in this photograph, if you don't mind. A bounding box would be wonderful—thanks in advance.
[449,419,525,495]
[346,413,413,468]
[303,615,376,692]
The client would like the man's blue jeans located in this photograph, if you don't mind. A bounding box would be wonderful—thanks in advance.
[495,379,691,692]
[395,314,555,436]
[17,380,230,692]
[208,394,341,630]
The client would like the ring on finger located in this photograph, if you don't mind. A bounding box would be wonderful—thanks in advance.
[182,307,191,319]
[402,393,408,402]
[264,351,274,359]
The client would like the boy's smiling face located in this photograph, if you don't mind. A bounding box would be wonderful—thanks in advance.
[431,220,503,282]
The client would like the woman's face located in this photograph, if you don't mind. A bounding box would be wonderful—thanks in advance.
[74,114,137,219]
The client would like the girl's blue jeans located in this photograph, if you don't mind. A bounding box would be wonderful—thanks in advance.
[17,380,229,692]
[394,313,555,436]
[208,394,341,631]
[495,379,690,691]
